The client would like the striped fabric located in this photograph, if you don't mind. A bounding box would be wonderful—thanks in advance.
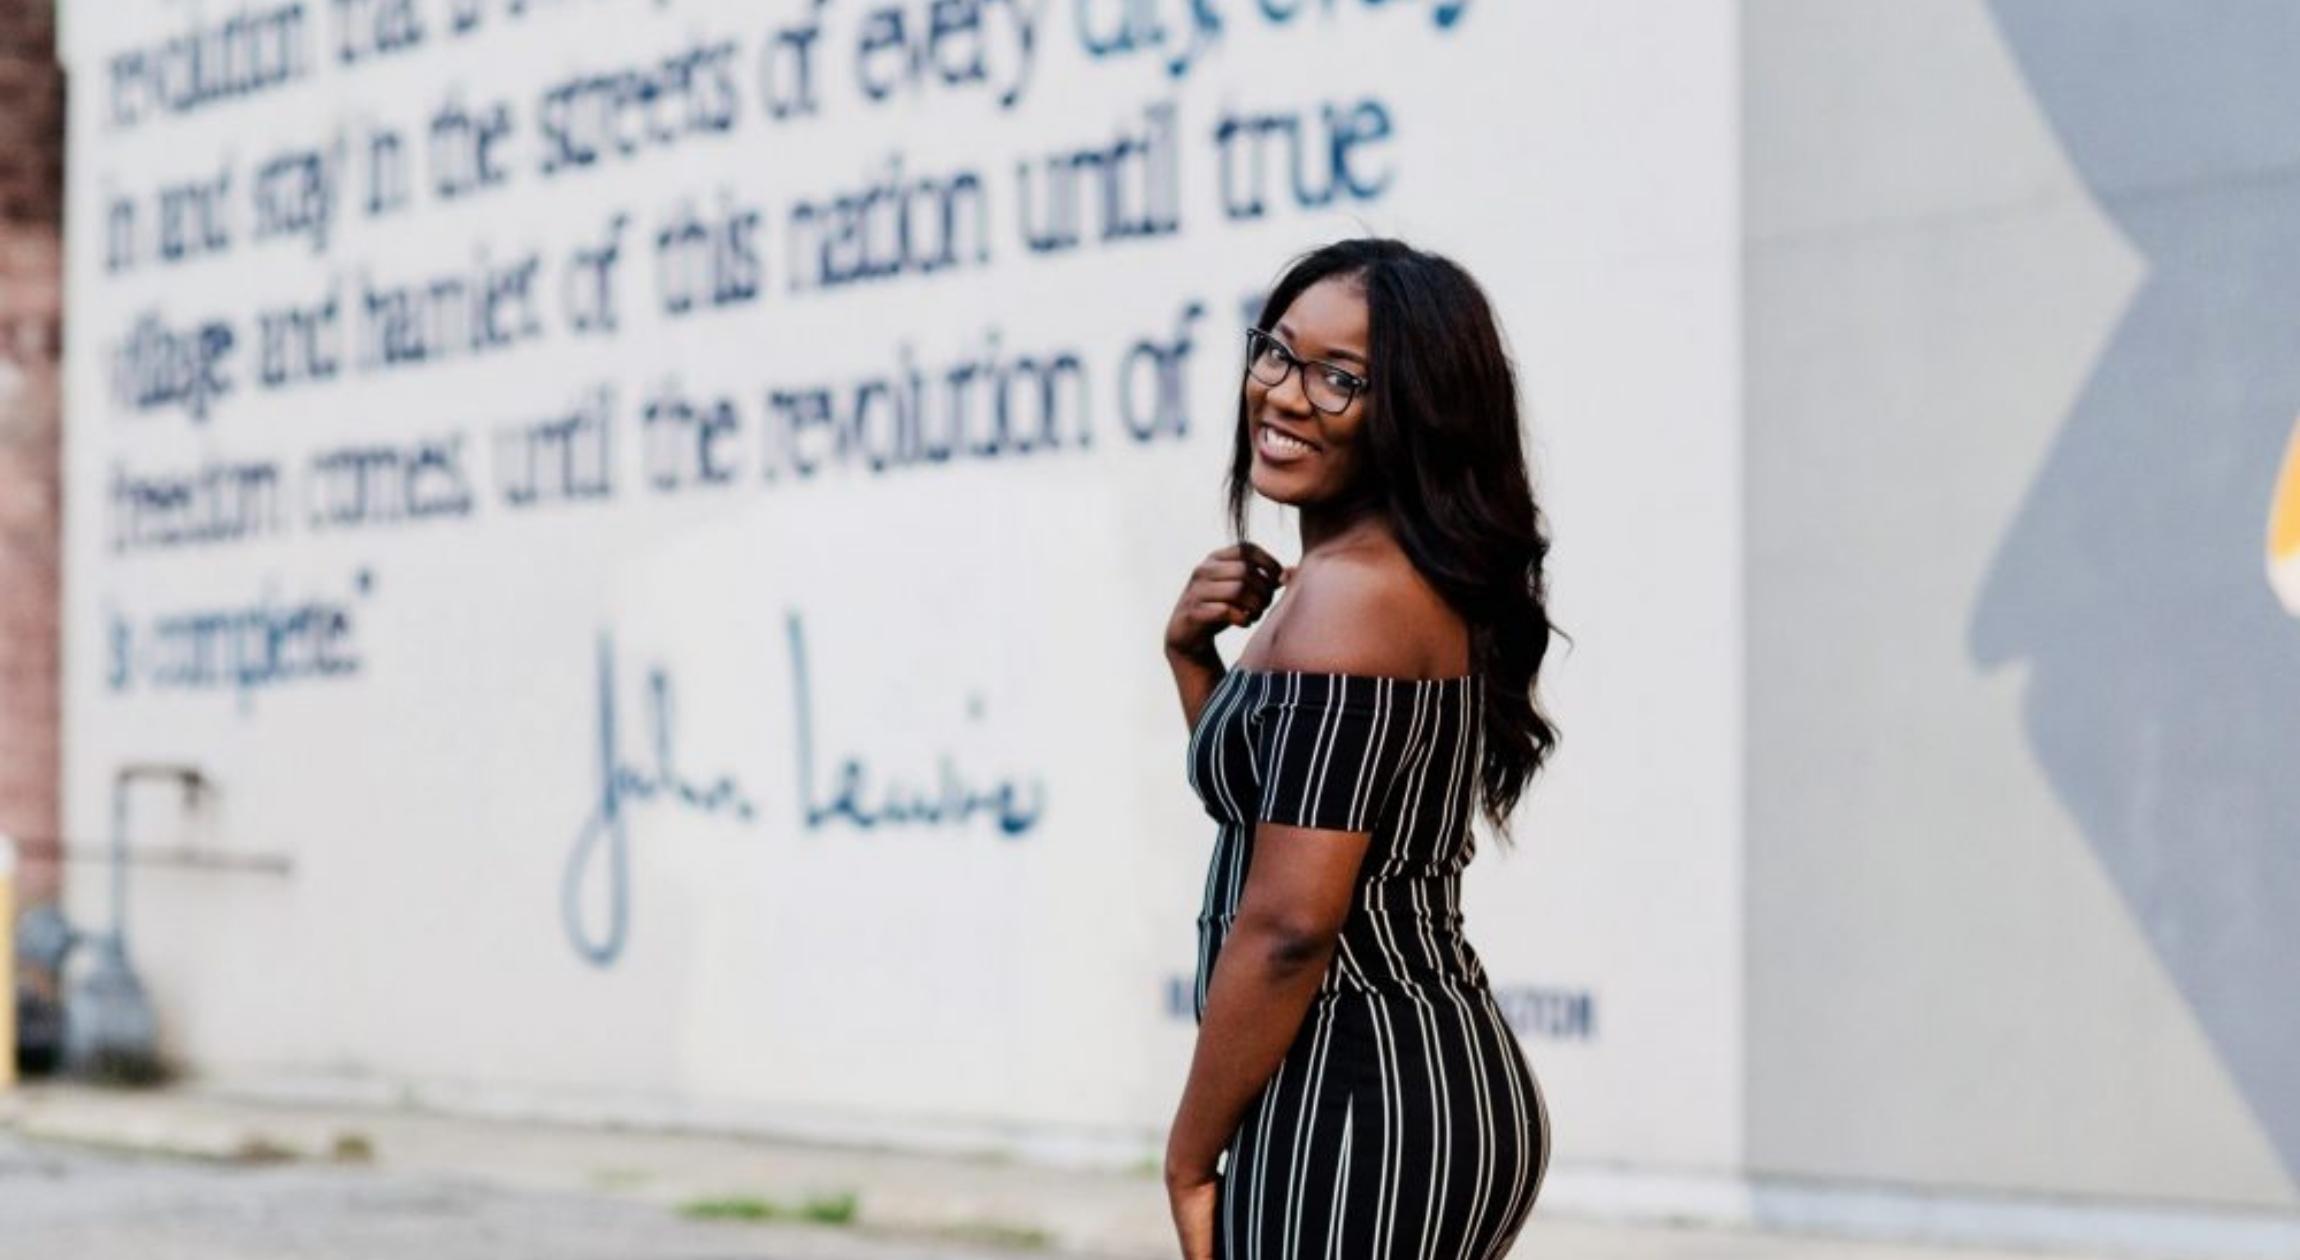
[1186,668,1551,1259]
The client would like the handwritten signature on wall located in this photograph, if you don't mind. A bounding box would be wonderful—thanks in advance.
[560,609,1046,967]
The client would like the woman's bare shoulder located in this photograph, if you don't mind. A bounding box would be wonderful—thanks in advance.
[1252,545,1467,679]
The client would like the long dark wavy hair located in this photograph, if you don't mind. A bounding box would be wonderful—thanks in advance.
[1225,238,1562,841]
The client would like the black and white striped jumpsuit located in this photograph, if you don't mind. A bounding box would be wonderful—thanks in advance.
[1186,667,1551,1260]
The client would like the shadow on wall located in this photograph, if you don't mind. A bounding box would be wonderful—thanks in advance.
[1974,1,2300,1187]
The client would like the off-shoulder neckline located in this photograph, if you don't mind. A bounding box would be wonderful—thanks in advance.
[1230,665,1476,687]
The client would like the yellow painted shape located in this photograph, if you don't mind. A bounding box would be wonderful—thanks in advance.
[2272,416,2300,618]
[2273,415,2300,560]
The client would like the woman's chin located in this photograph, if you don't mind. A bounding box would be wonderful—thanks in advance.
[1249,464,1306,504]
[1250,465,1332,507]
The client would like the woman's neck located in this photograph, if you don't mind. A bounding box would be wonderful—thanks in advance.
[1299,499,1390,557]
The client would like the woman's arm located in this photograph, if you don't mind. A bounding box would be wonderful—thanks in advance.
[1165,551,1432,1255]
[1165,644,1227,732]
[1164,823,1368,1183]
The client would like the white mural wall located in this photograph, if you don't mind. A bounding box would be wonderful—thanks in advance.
[59,1,1741,1171]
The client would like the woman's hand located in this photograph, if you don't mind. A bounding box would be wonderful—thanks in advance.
[1165,542,1289,664]
[1165,1164,1220,1260]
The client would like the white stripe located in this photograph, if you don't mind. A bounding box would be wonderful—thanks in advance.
[1281,1001,1339,1258]
[1246,1054,1290,1260]
[1474,995,1537,1259]
[1325,1097,1355,1260]
[1346,676,1400,828]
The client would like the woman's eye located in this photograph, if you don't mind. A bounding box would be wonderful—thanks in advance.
[1323,368,1355,390]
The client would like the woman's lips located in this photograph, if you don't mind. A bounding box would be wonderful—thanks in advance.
[1257,421,1319,464]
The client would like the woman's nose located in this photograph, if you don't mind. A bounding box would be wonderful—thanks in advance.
[1266,365,1314,413]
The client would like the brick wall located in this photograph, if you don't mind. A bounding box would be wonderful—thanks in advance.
[0,0,61,903]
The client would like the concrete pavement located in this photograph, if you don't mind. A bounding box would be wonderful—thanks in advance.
[0,1082,2202,1259]
[0,1130,1066,1260]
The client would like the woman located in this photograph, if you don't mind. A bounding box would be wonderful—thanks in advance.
[1161,238,1558,1260]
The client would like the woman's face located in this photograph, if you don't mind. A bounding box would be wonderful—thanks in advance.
[1245,276,1372,506]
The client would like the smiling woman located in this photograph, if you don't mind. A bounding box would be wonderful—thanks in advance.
[1160,239,1560,1260]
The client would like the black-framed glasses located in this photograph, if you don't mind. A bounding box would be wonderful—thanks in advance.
[1244,328,1369,415]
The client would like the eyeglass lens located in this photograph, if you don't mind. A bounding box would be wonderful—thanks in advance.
[1246,331,1360,414]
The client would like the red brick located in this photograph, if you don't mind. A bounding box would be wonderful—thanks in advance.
[0,0,62,901]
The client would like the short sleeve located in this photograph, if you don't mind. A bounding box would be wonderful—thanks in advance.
[1253,674,1421,833]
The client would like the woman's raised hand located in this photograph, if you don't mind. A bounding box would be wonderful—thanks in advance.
[1165,542,1288,663]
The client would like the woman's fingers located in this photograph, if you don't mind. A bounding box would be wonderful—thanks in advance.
[1192,598,1260,628]
[1182,544,1283,640]
[1193,600,1246,627]
[1194,571,1275,615]
[1205,584,1275,623]
[1200,556,1279,592]
[1218,543,1286,586]
[1205,561,1278,607]
[1237,540,1280,571]
[1205,576,1269,603]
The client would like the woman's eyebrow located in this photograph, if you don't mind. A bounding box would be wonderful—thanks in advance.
[1274,322,1369,367]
